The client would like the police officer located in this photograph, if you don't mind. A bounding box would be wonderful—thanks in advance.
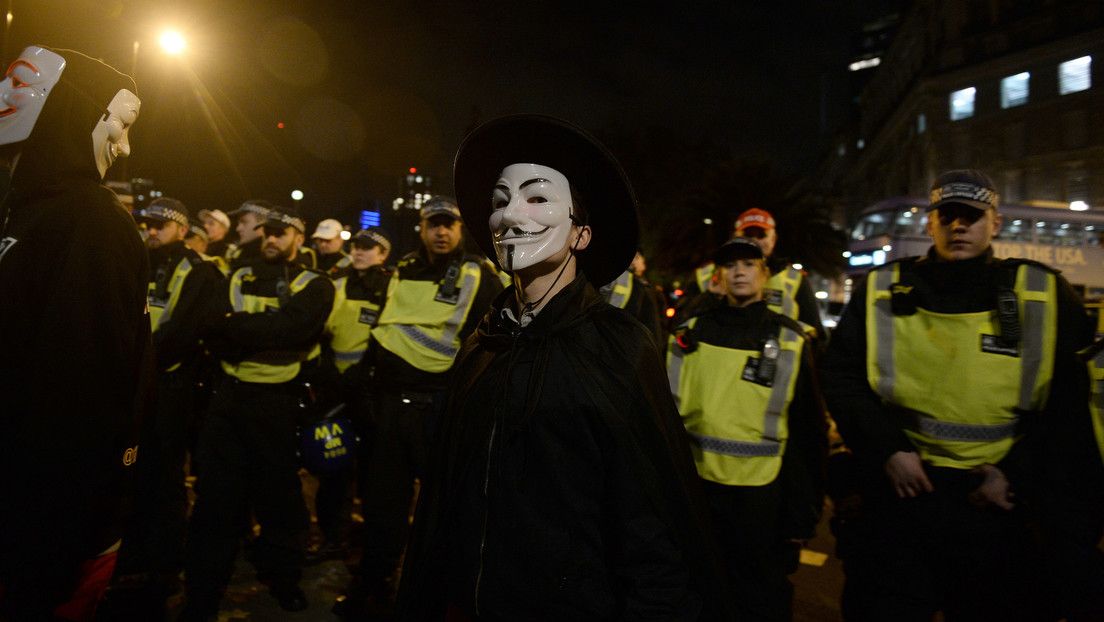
[225,199,272,272]
[600,257,665,347]
[182,204,335,619]
[669,237,826,621]
[307,227,394,564]
[339,196,501,614]
[312,218,350,274]
[822,169,1092,621]
[108,198,222,614]
[685,208,824,341]
[198,208,232,259]
[184,220,210,255]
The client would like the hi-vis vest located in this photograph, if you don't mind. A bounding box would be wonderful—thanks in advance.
[667,317,805,486]
[148,256,194,333]
[326,276,380,373]
[605,270,633,309]
[371,260,483,373]
[764,266,803,321]
[1083,344,1104,468]
[696,261,803,320]
[866,260,1057,468]
[148,255,197,373]
[221,266,325,383]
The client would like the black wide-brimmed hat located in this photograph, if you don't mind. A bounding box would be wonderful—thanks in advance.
[454,114,638,288]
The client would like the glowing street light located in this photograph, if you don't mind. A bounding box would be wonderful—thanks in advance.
[159,31,186,55]
[291,190,304,201]
[1070,200,1089,211]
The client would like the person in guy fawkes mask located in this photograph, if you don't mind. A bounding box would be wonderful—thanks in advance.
[0,46,152,621]
[394,114,732,621]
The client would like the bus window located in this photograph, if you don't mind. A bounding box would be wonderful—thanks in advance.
[1086,225,1103,247]
[1036,220,1084,246]
[997,218,1035,242]
[894,208,926,235]
[852,211,894,241]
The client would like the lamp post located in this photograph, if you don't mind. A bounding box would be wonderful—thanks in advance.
[120,31,186,183]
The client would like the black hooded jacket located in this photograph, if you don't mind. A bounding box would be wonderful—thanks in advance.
[0,48,154,616]
[397,273,732,621]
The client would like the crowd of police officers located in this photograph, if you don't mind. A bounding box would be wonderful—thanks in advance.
[102,168,1103,622]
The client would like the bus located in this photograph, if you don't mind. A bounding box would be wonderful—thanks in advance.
[847,196,1104,300]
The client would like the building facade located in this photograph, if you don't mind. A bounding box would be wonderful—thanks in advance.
[821,0,1103,218]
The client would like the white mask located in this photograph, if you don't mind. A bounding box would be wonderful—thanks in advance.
[489,163,575,272]
[0,46,66,146]
[91,88,140,179]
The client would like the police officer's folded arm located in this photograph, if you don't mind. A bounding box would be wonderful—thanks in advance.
[221,276,335,349]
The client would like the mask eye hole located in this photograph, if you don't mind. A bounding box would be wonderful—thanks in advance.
[10,75,26,88]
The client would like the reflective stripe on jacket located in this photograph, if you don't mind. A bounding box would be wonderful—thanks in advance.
[865,261,1057,467]
[764,266,802,320]
[371,260,483,373]
[667,316,804,486]
[148,256,193,332]
[605,270,633,309]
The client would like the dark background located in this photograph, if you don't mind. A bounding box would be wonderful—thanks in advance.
[4,0,904,271]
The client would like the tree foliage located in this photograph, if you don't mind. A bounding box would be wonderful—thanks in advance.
[596,125,847,286]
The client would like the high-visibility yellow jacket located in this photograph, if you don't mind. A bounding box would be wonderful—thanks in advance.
[865,259,1057,467]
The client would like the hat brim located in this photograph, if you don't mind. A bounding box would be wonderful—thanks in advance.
[454,114,638,288]
[135,213,172,226]
[926,199,992,212]
[714,241,764,265]
[257,217,304,234]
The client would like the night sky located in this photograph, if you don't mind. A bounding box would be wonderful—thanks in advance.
[5,0,905,228]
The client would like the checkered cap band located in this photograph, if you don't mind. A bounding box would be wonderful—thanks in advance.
[268,212,306,234]
[144,205,190,228]
[363,231,391,252]
[240,203,271,218]
[930,183,999,209]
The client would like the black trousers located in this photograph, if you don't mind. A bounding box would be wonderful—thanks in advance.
[840,467,1045,622]
[356,388,437,585]
[184,375,310,598]
[701,478,800,622]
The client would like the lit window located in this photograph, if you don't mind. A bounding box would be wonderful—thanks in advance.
[950,87,976,120]
[1059,56,1092,95]
[917,113,927,134]
[1001,72,1029,108]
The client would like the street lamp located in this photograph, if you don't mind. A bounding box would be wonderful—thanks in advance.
[159,31,186,55]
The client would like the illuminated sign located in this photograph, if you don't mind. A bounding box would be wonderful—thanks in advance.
[360,210,381,229]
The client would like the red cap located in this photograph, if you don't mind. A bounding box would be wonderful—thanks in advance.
[734,208,775,232]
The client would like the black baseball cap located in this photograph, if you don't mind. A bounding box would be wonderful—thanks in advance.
[713,237,765,265]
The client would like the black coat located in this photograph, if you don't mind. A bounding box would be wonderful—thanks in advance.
[397,273,731,621]
[0,51,155,616]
